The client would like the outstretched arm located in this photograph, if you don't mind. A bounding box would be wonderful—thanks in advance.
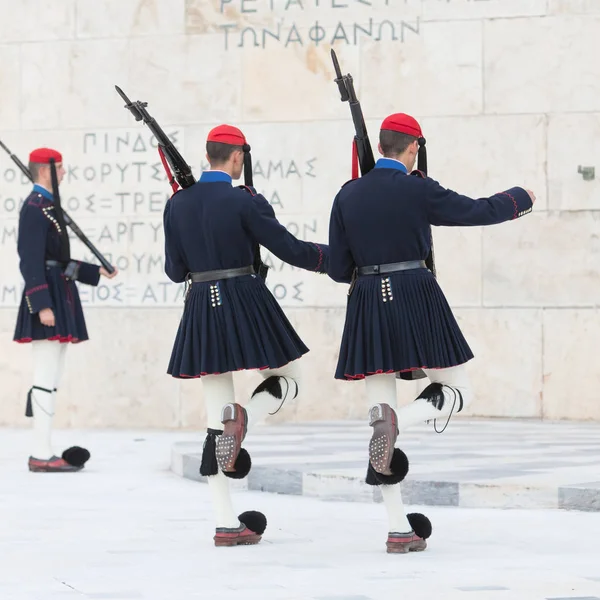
[425,178,534,227]
[244,194,327,273]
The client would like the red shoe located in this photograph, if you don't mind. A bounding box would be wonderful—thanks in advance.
[386,531,427,554]
[368,403,399,476]
[214,523,262,547]
[28,456,83,473]
[216,403,248,473]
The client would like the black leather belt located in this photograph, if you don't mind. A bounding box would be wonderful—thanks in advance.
[45,260,66,268]
[188,265,255,283]
[357,260,427,276]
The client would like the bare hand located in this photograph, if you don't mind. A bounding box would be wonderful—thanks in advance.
[100,266,119,279]
[39,308,55,327]
[526,189,536,204]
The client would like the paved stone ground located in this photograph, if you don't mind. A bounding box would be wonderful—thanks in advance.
[172,419,600,511]
[2,426,600,600]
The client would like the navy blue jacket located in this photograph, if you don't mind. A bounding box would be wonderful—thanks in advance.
[17,185,101,314]
[163,171,327,282]
[328,159,533,284]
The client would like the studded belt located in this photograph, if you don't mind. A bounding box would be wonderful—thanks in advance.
[188,265,255,283]
[357,260,427,276]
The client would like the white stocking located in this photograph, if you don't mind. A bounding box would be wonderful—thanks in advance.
[201,373,239,529]
[365,373,412,533]
[245,359,302,430]
[396,365,473,433]
[364,372,397,410]
[379,484,412,534]
[30,341,62,459]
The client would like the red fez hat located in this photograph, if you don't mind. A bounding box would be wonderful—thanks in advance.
[207,124,247,146]
[380,112,428,175]
[29,148,63,164]
[380,113,423,138]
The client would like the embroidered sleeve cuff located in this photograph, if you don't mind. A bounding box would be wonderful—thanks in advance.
[25,284,53,314]
[74,261,101,286]
[500,187,533,220]
[311,243,329,273]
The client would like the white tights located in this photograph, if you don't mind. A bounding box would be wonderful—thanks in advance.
[30,340,67,459]
[365,365,473,533]
[201,360,302,528]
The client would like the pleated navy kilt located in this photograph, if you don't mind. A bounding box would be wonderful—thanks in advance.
[167,273,309,378]
[14,266,89,344]
[335,268,473,380]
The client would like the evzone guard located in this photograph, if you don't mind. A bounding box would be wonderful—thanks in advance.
[327,113,535,553]
[163,125,329,547]
[13,148,118,472]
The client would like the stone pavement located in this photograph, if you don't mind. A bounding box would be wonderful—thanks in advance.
[171,418,600,512]
[1,427,600,600]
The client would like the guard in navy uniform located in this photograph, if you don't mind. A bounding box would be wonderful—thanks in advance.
[163,124,328,546]
[13,148,118,473]
[327,113,535,554]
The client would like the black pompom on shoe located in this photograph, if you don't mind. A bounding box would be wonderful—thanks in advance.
[366,448,409,486]
[238,511,267,535]
[223,448,251,479]
[62,446,90,468]
[407,513,432,540]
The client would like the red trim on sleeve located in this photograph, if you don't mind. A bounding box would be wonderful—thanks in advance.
[498,191,519,220]
[312,243,324,272]
[26,284,49,296]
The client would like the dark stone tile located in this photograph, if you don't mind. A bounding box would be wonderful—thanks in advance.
[558,487,600,511]
[546,597,600,600]
[457,586,510,591]
[248,466,303,495]
[314,596,373,600]
[86,594,144,599]
[181,454,203,482]
[410,469,531,481]
[402,480,459,506]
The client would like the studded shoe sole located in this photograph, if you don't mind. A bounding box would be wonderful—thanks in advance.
[216,403,248,473]
[368,403,398,476]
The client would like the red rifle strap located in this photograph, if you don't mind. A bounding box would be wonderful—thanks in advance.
[351,139,359,179]
[158,146,180,194]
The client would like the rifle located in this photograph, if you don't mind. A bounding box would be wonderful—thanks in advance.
[0,139,115,274]
[331,49,375,178]
[115,86,269,280]
[115,86,195,193]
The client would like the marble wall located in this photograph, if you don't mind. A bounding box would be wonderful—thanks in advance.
[1,0,599,428]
